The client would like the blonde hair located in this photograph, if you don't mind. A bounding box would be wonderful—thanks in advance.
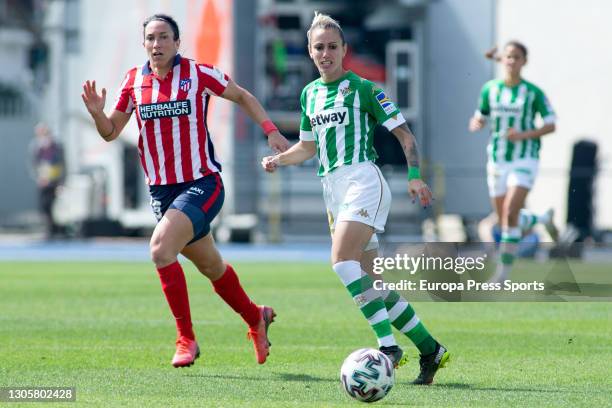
[306,11,345,46]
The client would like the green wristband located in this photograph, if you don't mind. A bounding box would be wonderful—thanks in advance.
[408,167,421,180]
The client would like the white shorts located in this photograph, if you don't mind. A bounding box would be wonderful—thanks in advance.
[322,161,392,249]
[487,159,539,197]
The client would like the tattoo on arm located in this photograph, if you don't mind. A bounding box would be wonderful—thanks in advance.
[396,123,420,168]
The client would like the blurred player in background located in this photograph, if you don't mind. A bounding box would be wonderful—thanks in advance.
[469,41,558,283]
[81,14,289,368]
[30,122,64,239]
[262,11,449,385]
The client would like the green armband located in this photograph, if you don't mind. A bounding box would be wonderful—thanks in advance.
[408,167,421,180]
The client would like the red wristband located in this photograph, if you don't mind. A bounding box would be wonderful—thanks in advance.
[261,120,278,136]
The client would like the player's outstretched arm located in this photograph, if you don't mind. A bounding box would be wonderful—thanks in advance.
[220,79,290,153]
[390,123,433,208]
[81,80,131,142]
[261,141,316,173]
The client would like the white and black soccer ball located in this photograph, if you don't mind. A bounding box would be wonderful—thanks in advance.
[340,348,395,403]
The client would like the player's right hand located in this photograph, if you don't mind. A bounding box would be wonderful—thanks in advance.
[468,116,485,132]
[81,80,106,115]
[261,155,279,173]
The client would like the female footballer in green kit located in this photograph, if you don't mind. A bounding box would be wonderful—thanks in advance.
[262,12,449,385]
[469,41,558,283]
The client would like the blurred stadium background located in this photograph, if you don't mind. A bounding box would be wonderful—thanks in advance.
[0,0,610,248]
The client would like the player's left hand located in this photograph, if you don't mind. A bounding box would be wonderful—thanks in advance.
[505,128,524,141]
[408,179,433,208]
[267,131,290,153]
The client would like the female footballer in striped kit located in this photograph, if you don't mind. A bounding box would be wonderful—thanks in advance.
[469,41,558,283]
[81,14,289,368]
[262,12,449,385]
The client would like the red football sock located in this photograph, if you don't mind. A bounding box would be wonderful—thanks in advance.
[212,264,260,327]
[157,261,195,340]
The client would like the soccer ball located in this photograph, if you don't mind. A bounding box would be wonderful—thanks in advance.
[340,348,395,403]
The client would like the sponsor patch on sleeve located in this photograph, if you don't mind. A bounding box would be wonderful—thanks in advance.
[375,90,397,115]
[198,65,226,83]
[210,66,225,82]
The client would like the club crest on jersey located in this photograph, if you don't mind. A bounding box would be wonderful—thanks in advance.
[310,107,348,128]
[375,90,396,115]
[339,84,353,97]
[179,78,192,92]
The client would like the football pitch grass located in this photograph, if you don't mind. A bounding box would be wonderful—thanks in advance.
[1,261,610,407]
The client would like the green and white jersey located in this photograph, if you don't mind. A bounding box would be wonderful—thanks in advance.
[300,71,405,176]
[476,79,556,163]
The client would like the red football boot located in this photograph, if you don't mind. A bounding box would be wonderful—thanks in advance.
[172,336,200,368]
[247,306,276,364]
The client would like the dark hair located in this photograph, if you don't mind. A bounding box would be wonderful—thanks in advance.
[485,41,528,62]
[143,14,180,40]
[505,40,528,58]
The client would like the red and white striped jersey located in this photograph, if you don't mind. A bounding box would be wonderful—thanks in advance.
[114,54,229,185]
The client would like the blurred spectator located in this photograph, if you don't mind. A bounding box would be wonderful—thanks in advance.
[30,123,64,238]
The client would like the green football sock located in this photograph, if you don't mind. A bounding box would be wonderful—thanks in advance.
[382,289,437,355]
[333,261,397,347]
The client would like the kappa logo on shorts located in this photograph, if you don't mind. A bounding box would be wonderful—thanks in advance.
[356,208,370,219]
